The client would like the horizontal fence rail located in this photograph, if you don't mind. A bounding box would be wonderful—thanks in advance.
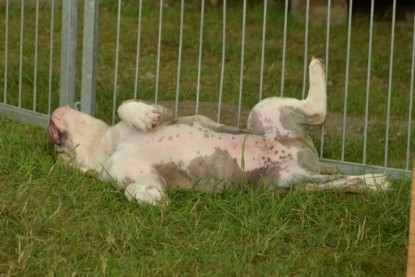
[0,0,414,178]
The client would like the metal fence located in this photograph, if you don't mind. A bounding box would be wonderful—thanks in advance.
[0,0,414,178]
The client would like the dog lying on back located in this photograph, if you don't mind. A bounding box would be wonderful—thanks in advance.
[48,58,389,205]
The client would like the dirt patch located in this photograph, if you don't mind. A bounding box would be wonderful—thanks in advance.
[159,100,251,127]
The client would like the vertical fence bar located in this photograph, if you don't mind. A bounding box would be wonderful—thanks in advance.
[319,0,331,158]
[384,0,397,168]
[363,0,375,164]
[112,0,122,123]
[48,0,55,115]
[217,0,227,123]
[81,0,99,116]
[175,0,184,118]
[195,0,205,115]
[134,0,143,100]
[341,0,353,161]
[301,0,310,99]
[60,0,78,107]
[237,0,247,127]
[4,0,8,103]
[33,0,39,111]
[407,8,415,171]
[155,0,163,104]
[18,0,24,108]
[280,0,288,97]
[259,0,267,101]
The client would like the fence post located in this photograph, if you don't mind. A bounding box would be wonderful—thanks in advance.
[81,0,99,116]
[59,0,78,108]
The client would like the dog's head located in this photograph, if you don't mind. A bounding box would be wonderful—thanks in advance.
[48,107,108,170]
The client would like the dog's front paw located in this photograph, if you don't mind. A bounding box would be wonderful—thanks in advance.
[118,101,161,132]
[124,181,169,206]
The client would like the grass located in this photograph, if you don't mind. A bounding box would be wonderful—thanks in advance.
[0,117,411,275]
[0,1,413,275]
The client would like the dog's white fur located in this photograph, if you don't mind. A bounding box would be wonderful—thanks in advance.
[48,58,389,205]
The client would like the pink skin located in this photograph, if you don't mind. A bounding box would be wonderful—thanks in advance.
[48,58,389,205]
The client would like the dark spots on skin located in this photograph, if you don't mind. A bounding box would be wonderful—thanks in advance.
[270,146,274,150]
[154,163,193,191]
[198,128,202,131]
[197,151,200,155]
[187,148,242,181]
[219,137,222,140]
[59,130,68,144]
[278,106,323,138]
[176,134,180,137]
[204,133,209,138]
[232,136,235,140]
[168,136,173,141]
[159,136,165,143]
[297,146,320,174]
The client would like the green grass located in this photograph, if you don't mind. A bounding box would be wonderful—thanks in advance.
[0,2,413,275]
[0,117,411,275]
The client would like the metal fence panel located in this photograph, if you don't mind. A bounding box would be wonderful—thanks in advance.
[0,0,413,178]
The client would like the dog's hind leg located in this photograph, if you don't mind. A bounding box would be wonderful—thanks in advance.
[291,173,391,193]
[247,58,327,137]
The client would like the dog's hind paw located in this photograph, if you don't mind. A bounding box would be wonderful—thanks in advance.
[361,173,392,192]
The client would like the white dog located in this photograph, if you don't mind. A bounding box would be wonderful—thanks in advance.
[48,58,389,205]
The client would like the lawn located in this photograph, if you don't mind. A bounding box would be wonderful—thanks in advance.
[0,117,411,275]
[0,1,413,275]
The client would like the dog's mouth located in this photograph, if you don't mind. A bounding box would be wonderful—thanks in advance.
[48,119,62,146]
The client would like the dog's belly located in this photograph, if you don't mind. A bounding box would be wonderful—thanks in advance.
[105,122,300,187]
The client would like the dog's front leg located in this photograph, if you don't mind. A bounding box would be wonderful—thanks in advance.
[117,100,173,132]
[123,175,169,206]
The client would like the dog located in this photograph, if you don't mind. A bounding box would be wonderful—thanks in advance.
[48,58,389,205]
